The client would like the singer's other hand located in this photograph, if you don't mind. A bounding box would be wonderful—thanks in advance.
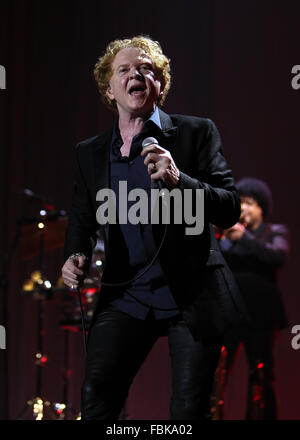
[61,255,86,289]
[141,143,180,188]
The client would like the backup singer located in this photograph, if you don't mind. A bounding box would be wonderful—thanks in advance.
[61,36,245,420]
[219,177,289,419]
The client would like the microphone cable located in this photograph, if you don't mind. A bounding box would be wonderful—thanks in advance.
[74,219,168,355]
[74,286,87,355]
[74,135,175,352]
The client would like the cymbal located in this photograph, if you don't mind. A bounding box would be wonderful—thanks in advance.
[19,216,68,259]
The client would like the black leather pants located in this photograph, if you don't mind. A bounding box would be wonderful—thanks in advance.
[81,306,221,420]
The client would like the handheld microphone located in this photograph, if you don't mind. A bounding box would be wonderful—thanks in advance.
[142,137,159,149]
[142,137,163,190]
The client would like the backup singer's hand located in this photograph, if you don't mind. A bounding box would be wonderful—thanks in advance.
[224,222,245,241]
[141,143,180,188]
[61,255,86,289]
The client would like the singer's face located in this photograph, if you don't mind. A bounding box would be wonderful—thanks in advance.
[240,196,263,230]
[106,47,162,119]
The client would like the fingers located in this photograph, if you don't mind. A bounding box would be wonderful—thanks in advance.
[226,223,239,231]
[61,257,85,289]
[143,151,160,166]
[228,223,243,232]
[142,144,170,169]
[147,161,157,175]
[150,167,164,180]
[77,255,87,268]
[140,144,164,157]
[144,152,171,173]
[141,144,179,188]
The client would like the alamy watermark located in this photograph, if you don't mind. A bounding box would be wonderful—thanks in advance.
[291,65,300,90]
[291,325,300,350]
[0,325,6,350]
[0,65,6,90]
[96,181,204,235]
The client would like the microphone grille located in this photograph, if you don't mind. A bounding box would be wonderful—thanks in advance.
[142,137,158,148]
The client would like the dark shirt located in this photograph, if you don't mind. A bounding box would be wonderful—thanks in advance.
[109,109,180,320]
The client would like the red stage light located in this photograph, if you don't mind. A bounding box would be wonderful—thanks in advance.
[40,356,48,365]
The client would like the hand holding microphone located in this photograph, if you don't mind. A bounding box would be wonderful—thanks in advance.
[61,254,86,290]
[141,137,180,189]
[224,222,246,241]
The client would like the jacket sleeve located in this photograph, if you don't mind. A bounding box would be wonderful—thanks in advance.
[64,144,99,262]
[178,118,241,229]
[230,224,290,267]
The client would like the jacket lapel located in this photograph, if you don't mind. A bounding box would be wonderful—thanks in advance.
[158,108,178,151]
[90,128,113,246]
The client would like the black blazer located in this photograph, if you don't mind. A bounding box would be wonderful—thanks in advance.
[220,222,289,330]
[64,109,247,342]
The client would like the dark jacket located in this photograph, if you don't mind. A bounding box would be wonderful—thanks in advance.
[64,109,247,342]
[219,222,289,329]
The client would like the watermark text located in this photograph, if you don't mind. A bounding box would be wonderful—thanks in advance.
[96,182,204,236]
[0,325,6,350]
[0,65,6,90]
[291,65,300,90]
[291,325,300,350]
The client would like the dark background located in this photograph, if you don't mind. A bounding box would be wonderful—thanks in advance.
[0,0,299,420]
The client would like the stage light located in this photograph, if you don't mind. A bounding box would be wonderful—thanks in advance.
[44,280,52,289]
[31,271,42,283]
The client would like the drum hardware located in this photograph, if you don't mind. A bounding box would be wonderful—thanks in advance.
[16,196,104,419]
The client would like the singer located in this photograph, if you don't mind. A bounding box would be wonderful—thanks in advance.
[61,35,246,420]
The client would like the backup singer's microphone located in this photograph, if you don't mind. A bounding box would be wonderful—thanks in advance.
[142,137,163,190]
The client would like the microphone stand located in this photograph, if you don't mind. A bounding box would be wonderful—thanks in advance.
[17,209,57,420]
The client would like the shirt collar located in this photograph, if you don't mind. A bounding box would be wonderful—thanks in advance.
[111,106,161,146]
[147,105,162,129]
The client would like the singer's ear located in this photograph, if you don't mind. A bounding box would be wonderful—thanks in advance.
[106,84,114,101]
[158,78,164,97]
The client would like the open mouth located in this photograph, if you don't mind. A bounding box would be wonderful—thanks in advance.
[128,85,146,96]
